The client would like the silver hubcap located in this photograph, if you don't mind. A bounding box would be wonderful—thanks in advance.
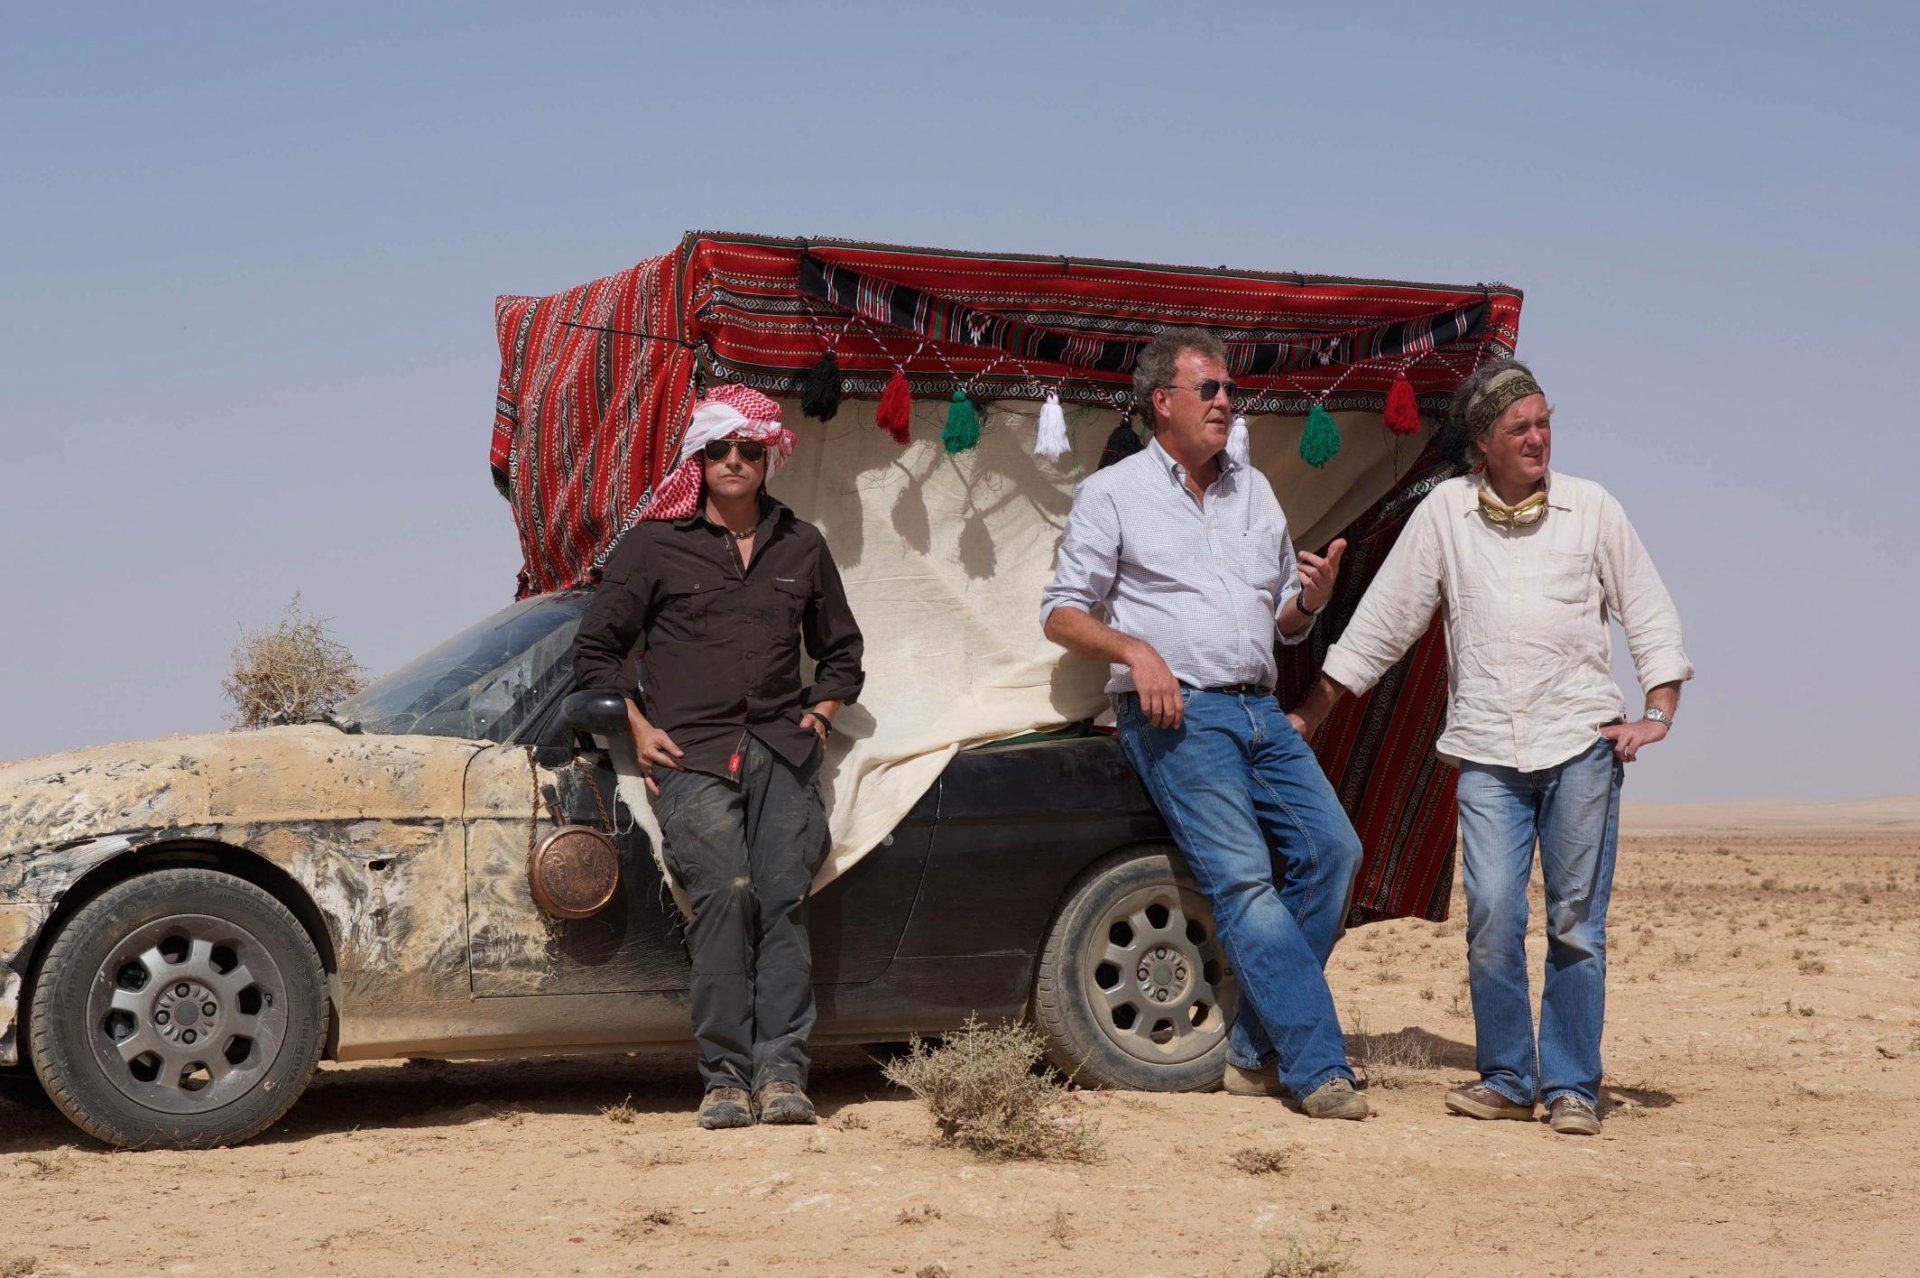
[85,913,290,1115]
[1086,882,1234,1065]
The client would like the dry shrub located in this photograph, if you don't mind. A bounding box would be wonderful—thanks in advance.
[223,594,364,729]
[881,1017,1102,1162]
[1046,1206,1075,1247]
[1347,1017,1441,1089]
[1257,1231,1357,1277]
[0,1257,35,1278]
[896,1204,942,1225]
[1229,1144,1294,1176]
[600,1096,637,1125]
[612,1207,676,1242]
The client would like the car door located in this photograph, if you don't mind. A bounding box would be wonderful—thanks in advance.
[461,741,692,996]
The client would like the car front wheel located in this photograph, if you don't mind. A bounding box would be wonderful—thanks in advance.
[1032,847,1235,1091]
[29,867,328,1148]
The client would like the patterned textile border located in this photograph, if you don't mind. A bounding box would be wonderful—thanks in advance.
[686,232,1523,416]
[1277,442,1465,925]
[796,252,1489,387]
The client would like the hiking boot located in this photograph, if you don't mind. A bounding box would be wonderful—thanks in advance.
[1444,1082,1535,1121]
[697,1086,755,1129]
[1548,1095,1602,1136]
[1221,1061,1286,1098]
[1299,1077,1370,1121]
[754,1080,817,1126]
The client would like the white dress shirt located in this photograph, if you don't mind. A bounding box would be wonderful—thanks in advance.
[1041,436,1311,695]
[1320,472,1693,771]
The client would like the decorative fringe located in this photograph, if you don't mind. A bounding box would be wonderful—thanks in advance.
[1300,403,1341,467]
[1034,389,1070,462]
[875,369,912,444]
[1098,409,1143,469]
[800,351,842,422]
[1227,415,1251,467]
[1384,371,1421,435]
[942,390,982,454]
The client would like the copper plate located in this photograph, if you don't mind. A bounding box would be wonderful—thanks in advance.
[529,825,621,919]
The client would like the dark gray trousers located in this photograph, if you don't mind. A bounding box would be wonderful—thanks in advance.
[652,735,829,1092]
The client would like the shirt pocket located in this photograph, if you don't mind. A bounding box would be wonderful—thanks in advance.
[1224,529,1283,604]
[655,571,722,633]
[767,572,812,629]
[1542,549,1594,605]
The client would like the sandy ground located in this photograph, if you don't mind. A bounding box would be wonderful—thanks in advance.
[3,802,1917,1277]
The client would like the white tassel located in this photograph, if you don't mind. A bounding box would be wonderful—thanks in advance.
[1035,389,1070,462]
[1227,414,1251,467]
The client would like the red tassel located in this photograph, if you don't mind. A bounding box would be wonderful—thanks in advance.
[875,369,912,444]
[1384,371,1421,435]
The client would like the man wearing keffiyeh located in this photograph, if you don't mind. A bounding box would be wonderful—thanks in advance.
[573,383,865,1131]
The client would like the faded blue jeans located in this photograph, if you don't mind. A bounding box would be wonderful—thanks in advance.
[1455,736,1624,1108]
[1114,688,1363,1097]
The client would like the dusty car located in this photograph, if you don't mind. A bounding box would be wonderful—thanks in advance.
[0,591,1233,1148]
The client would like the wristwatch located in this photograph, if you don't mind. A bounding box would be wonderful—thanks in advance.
[1642,706,1673,728]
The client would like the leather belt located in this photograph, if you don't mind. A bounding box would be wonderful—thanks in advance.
[1198,683,1272,698]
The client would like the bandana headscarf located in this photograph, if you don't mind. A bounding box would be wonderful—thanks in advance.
[635,384,795,522]
[1462,367,1545,440]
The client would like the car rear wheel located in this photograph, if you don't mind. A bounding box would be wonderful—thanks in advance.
[1032,847,1235,1091]
[29,867,328,1148]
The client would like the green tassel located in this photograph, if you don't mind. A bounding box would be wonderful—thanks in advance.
[942,390,981,454]
[1300,403,1341,467]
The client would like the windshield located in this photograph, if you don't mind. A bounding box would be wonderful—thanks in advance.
[338,592,593,742]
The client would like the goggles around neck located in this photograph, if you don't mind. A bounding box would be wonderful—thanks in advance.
[1476,480,1549,527]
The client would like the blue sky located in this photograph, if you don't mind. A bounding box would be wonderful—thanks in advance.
[4,2,1916,800]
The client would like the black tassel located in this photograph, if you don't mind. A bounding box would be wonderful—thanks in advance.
[1098,408,1144,469]
[800,350,843,422]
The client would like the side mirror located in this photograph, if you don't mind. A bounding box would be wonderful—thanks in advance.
[560,690,632,738]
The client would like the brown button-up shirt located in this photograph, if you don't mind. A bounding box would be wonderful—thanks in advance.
[572,496,865,781]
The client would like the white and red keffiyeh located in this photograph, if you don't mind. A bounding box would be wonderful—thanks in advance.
[636,384,795,522]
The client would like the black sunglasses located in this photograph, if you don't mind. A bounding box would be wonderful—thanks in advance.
[702,438,767,463]
[1168,379,1240,403]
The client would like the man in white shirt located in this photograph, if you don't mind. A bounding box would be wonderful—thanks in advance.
[1042,328,1369,1121]
[1292,359,1692,1136]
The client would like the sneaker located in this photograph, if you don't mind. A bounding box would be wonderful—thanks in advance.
[754,1080,817,1126]
[1299,1077,1370,1121]
[1221,1061,1286,1098]
[1548,1095,1602,1136]
[1444,1082,1536,1122]
[697,1086,755,1130]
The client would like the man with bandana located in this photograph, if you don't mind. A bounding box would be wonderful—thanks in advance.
[1291,358,1692,1136]
[574,383,865,1130]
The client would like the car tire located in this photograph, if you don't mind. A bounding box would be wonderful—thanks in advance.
[1032,846,1235,1091]
[29,867,328,1148]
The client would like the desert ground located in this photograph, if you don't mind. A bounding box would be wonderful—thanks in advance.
[3,799,1917,1277]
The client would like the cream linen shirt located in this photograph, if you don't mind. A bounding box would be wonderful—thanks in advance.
[1320,472,1693,771]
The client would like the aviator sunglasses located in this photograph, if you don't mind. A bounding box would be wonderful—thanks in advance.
[1167,379,1240,403]
[702,437,767,463]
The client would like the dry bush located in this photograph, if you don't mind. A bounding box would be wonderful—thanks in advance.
[0,1257,36,1278]
[1257,1231,1357,1277]
[1229,1144,1295,1176]
[600,1096,637,1125]
[1347,1016,1441,1089]
[881,1017,1102,1162]
[612,1207,677,1242]
[1046,1206,1075,1247]
[896,1204,942,1225]
[223,594,364,728]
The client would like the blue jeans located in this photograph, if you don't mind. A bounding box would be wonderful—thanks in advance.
[1114,688,1363,1097]
[1455,737,1624,1108]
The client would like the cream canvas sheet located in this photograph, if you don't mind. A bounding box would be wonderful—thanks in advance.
[610,395,1426,894]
